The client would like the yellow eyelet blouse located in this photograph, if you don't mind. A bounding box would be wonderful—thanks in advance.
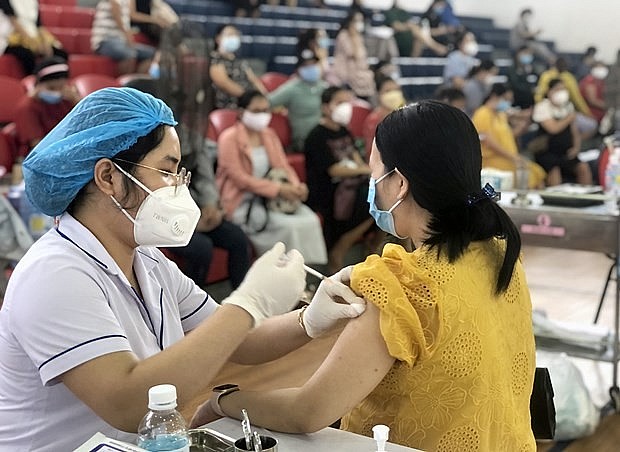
[341,240,536,451]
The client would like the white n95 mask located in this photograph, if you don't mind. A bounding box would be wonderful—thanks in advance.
[111,165,200,247]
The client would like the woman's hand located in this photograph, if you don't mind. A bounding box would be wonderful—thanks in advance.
[279,183,301,201]
[295,183,309,202]
[196,205,224,232]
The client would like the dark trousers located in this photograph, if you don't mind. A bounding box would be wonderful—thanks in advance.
[5,45,68,75]
[171,220,251,289]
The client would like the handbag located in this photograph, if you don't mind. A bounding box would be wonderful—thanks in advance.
[529,367,556,440]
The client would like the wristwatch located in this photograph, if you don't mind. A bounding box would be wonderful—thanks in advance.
[211,383,240,417]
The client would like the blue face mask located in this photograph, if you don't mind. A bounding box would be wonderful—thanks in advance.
[37,90,63,104]
[148,63,160,79]
[519,54,534,65]
[318,37,330,49]
[496,99,512,112]
[368,169,406,238]
[298,64,321,83]
[433,5,445,14]
[220,35,241,53]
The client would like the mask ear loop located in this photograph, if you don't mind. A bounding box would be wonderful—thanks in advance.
[110,162,153,225]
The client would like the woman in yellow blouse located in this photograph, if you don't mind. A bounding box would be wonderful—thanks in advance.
[473,83,546,188]
[191,101,537,451]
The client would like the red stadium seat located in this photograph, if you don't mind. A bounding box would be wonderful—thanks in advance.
[39,0,76,5]
[48,28,93,55]
[260,72,289,92]
[72,73,120,97]
[206,109,238,142]
[69,54,118,78]
[0,123,18,172]
[0,54,26,79]
[161,247,231,285]
[348,99,372,140]
[269,112,292,149]
[59,7,95,29]
[286,153,306,183]
[39,5,63,28]
[0,76,26,124]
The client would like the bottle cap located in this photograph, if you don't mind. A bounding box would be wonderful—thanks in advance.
[372,424,389,452]
[148,384,178,410]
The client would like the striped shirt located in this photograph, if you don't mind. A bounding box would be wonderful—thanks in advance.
[91,0,130,51]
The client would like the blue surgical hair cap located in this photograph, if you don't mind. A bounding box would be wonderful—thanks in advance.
[23,87,177,217]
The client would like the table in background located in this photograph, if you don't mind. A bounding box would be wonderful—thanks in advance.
[500,192,620,411]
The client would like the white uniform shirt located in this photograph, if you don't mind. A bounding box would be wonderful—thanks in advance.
[0,213,219,451]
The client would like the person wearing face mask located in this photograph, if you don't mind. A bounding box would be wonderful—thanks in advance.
[297,28,332,80]
[473,83,546,188]
[14,57,81,162]
[210,25,267,109]
[0,87,366,451]
[442,31,480,90]
[507,46,538,110]
[462,59,498,116]
[532,78,592,186]
[194,101,536,452]
[363,75,406,157]
[421,0,464,50]
[268,50,328,152]
[304,87,374,272]
[579,61,609,125]
[332,10,376,100]
[216,90,327,265]
[509,8,556,65]
[535,58,598,140]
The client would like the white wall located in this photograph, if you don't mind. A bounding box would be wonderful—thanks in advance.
[455,0,619,62]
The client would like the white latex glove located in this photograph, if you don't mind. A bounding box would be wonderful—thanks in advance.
[223,242,305,326]
[303,266,366,338]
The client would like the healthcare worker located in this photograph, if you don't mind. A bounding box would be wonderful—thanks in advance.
[0,87,366,451]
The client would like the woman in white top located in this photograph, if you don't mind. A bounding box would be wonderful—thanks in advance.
[0,87,364,451]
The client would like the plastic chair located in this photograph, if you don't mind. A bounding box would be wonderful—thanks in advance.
[72,74,120,97]
[286,153,306,183]
[0,76,26,124]
[206,109,238,142]
[39,5,63,28]
[68,54,118,78]
[260,72,289,92]
[58,7,95,29]
[348,100,372,140]
[269,112,292,150]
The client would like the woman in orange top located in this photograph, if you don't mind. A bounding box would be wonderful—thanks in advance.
[216,89,327,265]
[194,101,536,451]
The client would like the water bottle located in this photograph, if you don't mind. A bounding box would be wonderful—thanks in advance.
[137,384,190,452]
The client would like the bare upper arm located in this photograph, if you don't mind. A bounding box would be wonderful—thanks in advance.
[293,303,395,430]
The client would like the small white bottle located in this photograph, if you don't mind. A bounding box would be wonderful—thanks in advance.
[372,424,390,452]
[137,384,190,452]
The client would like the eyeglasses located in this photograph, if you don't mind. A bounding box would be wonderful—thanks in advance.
[114,158,191,194]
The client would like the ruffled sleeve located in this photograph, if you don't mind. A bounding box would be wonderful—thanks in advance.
[351,244,441,367]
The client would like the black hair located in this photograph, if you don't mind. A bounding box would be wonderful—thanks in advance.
[34,56,69,83]
[546,77,563,96]
[67,124,169,215]
[321,85,346,105]
[375,101,521,294]
[237,89,265,109]
[339,10,362,33]
[297,28,319,54]
[482,82,510,104]
[375,75,397,93]
[436,86,465,103]
[214,24,237,51]
[468,59,496,77]
[554,57,568,72]
[455,30,472,49]
[520,8,532,17]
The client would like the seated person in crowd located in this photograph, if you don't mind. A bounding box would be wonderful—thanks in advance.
[462,59,498,116]
[436,85,466,111]
[535,57,598,139]
[532,78,592,186]
[216,90,327,266]
[192,101,536,452]
[91,0,157,75]
[304,87,374,272]
[331,11,375,100]
[363,75,406,157]
[297,28,331,81]
[132,0,179,46]
[575,46,598,81]
[507,46,538,110]
[442,31,480,90]
[509,8,555,65]
[473,83,546,188]
[268,50,327,152]
[579,61,608,126]
[232,0,260,18]
[606,50,620,121]
[0,0,68,75]
[210,25,267,109]
[169,141,252,290]
[421,0,464,50]
[384,0,448,58]
[14,57,80,160]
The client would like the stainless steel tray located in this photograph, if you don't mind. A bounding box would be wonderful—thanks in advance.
[189,428,235,452]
